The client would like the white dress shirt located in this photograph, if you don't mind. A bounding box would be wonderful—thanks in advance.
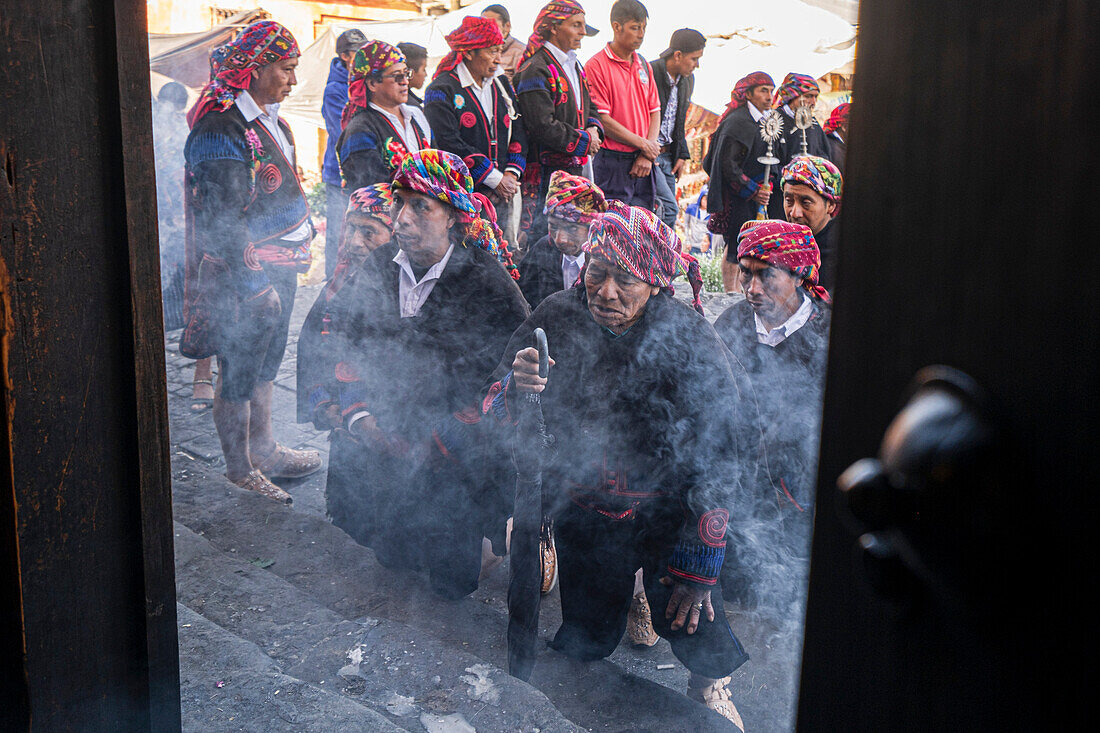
[369,102,432,154]
[561,252,585,290]
[755,292,813,347]
[545,41,584,109]
[456,62,505,190]
[393,244,455,318]
[235,90,311,243]
[748,100,767,122]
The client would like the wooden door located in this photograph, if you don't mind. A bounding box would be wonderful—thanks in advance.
[797,1,1095,730]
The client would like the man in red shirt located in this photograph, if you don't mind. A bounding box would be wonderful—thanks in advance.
[583,0,661,210]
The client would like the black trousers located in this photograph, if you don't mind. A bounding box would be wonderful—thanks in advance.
[549,501,749,679]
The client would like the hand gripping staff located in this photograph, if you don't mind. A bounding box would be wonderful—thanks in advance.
[507,328,554,681]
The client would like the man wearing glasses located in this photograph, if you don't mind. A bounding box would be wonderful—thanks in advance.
[336,41,432,191]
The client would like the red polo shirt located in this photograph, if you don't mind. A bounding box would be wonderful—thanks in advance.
[583,45,661,154]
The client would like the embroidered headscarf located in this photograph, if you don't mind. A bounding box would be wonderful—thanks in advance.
[523,0,587,64]
[392,149,519,280]
[342,41,407,130]
[544,170,607,224]
[824,102,850,134]
[736,219,830,303]
[720,71,775,122]
[781,155,843,214]
[435,16,505,80]
[326,183,395,298]
[584,200,704,314]
[773,72,820,109]
[187,21,299,128]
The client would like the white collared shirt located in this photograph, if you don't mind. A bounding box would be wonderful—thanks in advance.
[561,252,585,290]
[393,244,455,318]
[755,292,812,347]
[369,102,432,154]
[235,91,311,243]
[456,62,505,190]
[748,101,766,122]
[545,41,584,109]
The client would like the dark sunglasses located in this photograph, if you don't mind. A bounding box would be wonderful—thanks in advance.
[382,69,413,82]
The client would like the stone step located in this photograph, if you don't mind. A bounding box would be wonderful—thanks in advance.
[174,521,582,732]
[172,458,743,731]
[177,603,404,732]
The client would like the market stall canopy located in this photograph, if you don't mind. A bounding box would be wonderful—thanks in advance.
[149,9,268,89]
[280,0,855,128]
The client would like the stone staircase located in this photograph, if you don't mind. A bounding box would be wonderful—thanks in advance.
[171,454,750,732]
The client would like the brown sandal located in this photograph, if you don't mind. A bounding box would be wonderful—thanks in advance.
[627,591,660,647]
[687,676,744,731]
[540,526,558,594]
[232,469,292,504]
[190,378,215,412]
[252,444,322,479]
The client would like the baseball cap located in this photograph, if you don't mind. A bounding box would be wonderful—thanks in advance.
[336,28,369,55]
[659,28,706,58]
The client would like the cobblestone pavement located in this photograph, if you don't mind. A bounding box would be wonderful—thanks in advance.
[166,283,801,732]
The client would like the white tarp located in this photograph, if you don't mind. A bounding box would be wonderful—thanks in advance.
[280,0,855,130]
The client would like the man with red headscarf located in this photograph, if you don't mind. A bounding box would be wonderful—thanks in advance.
[336,41,432,192]
[824,101,850,173]
[183,20,321,504]
[767,72,833,219]
[424,15,528,253]
[702,71,777,292]
[713,219,831,615]
[484,201,752,729]
[323,149,528,600]
[516,169,607,308]
[514,0,605,242]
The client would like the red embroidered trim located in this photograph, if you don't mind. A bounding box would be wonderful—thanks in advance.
[779,478,805,512]
[334,362,359,383]
[667,566,719,585]
[454,405,481,425]
[698,509,729,548]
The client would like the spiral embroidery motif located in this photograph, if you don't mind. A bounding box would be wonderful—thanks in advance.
[698,509,729,548]
[258,163,282,194]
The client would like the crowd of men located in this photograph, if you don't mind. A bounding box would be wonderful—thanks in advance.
[172,1,851,729]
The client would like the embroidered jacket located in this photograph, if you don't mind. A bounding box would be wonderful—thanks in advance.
[423,69,528,189]
[482,288,760,586]
[185,104,311,293]
[514,46,603,171]
[336,106,430,191]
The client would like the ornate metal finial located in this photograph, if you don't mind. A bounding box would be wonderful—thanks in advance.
[753,111,783,218]
[795,105,814,157]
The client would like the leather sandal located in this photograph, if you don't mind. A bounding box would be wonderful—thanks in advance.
[252,444,322,479]
[627,591,660,647]
[687,675,744,731]
[232,469,292,505]
[190,378,214,412]
[540,527,558,594]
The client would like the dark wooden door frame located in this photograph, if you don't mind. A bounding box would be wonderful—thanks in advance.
[1,0,180,728]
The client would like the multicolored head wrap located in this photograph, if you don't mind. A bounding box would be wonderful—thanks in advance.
[326,183,395,298]
[188,21,299,128]
[720,71,775,122]
[781,155,843,214]
[824,102,850,134]
[346,182,394,227]
[584,200,704,315]
[392,149,519,280]
[523,0,587,64]
[435,16,505,80]
[736,219,830,303]
[773,72,820,109]
[342,41,407,130]
[544,170,607,224]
